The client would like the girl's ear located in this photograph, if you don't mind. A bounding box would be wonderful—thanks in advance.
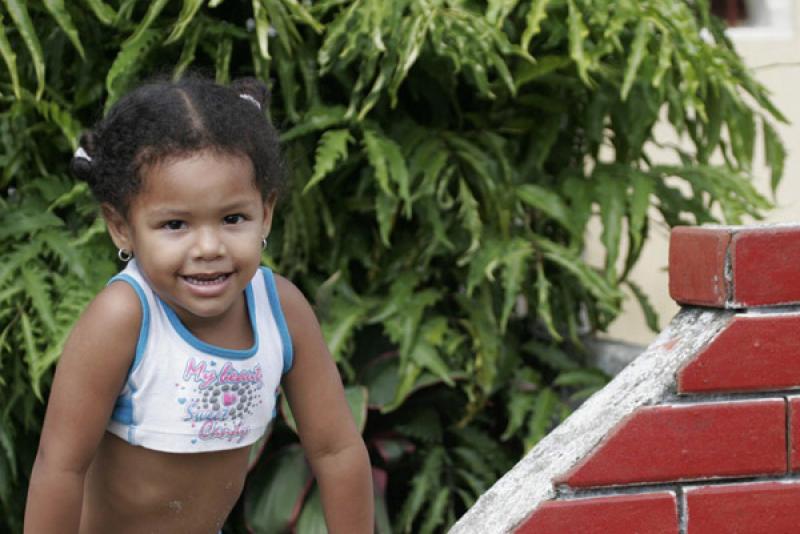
[102,203,133,252]
[261,192,278,238]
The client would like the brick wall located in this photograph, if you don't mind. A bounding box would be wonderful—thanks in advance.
[451,225,800,534]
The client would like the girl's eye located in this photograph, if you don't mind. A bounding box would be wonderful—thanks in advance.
[163,220,185,230]
[223,214,245,225]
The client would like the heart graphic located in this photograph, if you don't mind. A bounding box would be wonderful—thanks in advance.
[223,392,237,406]
[177,397,186,404]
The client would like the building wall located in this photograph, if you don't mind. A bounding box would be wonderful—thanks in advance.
[589,2,800,345]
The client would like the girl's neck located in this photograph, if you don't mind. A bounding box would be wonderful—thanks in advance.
[176,292,253,351]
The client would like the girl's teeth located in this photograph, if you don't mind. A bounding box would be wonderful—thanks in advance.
[185,274,227,285]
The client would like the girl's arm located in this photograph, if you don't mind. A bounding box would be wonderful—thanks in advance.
[24,282,140,533]
[277,276,374,534]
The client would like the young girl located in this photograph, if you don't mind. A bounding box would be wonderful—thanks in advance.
[24,76,373,533]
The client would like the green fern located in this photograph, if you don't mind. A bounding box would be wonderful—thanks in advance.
[0,1,788,532]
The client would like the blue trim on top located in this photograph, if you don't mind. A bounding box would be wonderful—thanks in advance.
[108,273,150,374]
[106,273,150,433]
[262,268,294,374]
[159,284,259,359]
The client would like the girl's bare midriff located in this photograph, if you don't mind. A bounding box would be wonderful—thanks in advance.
[79,432,250,534]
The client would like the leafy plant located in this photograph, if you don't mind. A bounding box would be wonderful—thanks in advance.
[0,1,785,532]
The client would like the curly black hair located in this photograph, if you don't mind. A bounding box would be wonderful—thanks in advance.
[71,75,285,215]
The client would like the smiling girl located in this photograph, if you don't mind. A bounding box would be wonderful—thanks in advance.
[24,76,373,533]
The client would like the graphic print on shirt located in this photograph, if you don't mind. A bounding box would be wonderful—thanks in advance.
[179,357,267,444]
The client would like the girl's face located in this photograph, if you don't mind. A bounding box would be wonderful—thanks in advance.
[104,150,275,330]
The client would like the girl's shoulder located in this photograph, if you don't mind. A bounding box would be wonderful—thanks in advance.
[271,273,307,310]
[270,274,317,340]
[81,279,143,339]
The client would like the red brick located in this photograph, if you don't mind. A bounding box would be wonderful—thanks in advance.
[790,398,800,472]
[558,400,786,488]
[732,227,800,306]
[669,227,731,307]
[678,315,800,393]
[516,492,678,534]
[686,481,800,533]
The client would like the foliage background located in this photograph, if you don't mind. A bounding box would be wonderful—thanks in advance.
[0,0,786,532]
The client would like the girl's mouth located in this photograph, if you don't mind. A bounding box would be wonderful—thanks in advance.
[181,273,231,285]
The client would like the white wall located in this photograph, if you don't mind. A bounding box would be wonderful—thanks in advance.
[589,2,800,345]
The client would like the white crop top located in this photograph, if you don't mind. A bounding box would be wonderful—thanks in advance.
[106,260,293,453]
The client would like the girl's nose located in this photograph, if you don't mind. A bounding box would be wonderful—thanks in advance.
[193,227,225,259]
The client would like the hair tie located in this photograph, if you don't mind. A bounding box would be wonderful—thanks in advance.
[239,94,261,110]
[74,146,92,162]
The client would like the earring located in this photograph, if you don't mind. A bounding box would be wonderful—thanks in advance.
[261,237,268,250]
[118,248,133,262]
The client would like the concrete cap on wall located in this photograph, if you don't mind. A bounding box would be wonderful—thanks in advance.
[669,224,800,308]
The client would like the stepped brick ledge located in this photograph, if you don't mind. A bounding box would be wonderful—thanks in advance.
[451,224,800,534]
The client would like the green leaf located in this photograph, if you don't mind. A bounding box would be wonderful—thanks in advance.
[247,430,271,471]
[362,129,410,211]
[304,128,353,193]
[621,19,649,100]
[533,235,621,313]
[252,0,271,59]
[535,259,561,341]
[626,279,660,332]
[43,0,85,58]
[321,297,364,362]
[173,20,202,79]
[499,239,532,332]
[419,486,449,534]
[244,445,312,533]
[521,0,551,51]
[566,0,591,86]
[516,184,577,236]
[553,369,607,387]
[487,0,521,27]
[362,355,401,409]
[410,340,454,387]
[375,189,398,246]
[388,14,431,103]
[214,36,233,83]
[121,0,169,47]
[374,469,392,534]
[501,388,535,441]
[20,311,42,399]
[280,0,324,34]
[295,486,328,534]
[280,106,347,142]
[525,387,557,448]
[514,55,571,89]
[627,170,653,260]
[0,210,63,240]
[763,119,786,195]
[344,386,369,434]
[21,268,57,336]
[83,0,116,26]
[166,0,204,44]
[595,169,626,282]
[400,446,444,533]
[523,340,579,372]
[0,15,21,99]
[457,178,483,261]
[4,0,46,98]
[106,29,162,106]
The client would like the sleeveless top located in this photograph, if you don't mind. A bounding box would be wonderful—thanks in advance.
[105,260,293,453]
